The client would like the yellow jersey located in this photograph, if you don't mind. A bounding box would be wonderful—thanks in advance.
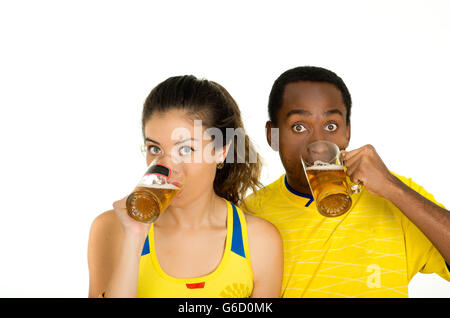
[136,199,253,298]
[243,173,450,298]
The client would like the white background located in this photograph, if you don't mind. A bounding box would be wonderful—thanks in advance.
[0,0,449,297]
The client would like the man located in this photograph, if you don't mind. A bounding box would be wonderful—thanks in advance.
[243,66,450,297]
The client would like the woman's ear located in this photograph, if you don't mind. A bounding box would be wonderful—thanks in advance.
[216,141,232,164]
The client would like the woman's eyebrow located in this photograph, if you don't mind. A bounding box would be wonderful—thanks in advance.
[145,137,197,145]
[174,138,197,145]
[145,138,160,145]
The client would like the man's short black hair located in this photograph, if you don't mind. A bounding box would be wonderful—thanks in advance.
[268,66,352,126]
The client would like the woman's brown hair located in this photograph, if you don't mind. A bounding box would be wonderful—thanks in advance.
[142,75,262,206]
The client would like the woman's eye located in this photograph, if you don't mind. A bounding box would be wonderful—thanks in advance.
[179,146,194,156]
[292,123,307,133]
[148,145,161,155]
[325,123,338,132]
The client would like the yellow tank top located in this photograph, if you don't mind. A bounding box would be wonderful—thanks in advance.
[136,199,254,298]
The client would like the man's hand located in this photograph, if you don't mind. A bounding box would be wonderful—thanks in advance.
[342,144,399,198]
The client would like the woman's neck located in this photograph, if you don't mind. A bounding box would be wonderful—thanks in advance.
[157,190,227,230]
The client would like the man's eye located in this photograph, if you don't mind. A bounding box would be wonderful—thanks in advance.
[179,146,194,156]
[148,145,161,155]
[325,123,338,132]
[292,123,307,133]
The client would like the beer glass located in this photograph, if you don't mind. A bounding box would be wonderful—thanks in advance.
[301,140,361,217]
[126,158,184,223]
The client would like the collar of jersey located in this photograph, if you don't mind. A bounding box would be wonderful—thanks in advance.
[282,175,314,207]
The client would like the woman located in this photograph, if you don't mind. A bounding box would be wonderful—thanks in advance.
[88,75,283,297]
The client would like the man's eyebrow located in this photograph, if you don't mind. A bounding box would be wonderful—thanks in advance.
[285,109,312,118]
[324,109,344,117]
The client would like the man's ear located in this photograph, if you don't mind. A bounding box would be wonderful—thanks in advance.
[266,121,279,151]
[345,120,351,149]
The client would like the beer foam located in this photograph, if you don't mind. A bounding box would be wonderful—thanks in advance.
[305,164,344,171]
[137,182,180,190]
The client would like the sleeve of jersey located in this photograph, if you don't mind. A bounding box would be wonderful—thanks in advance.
[241,192,264,215]
[394,174,450,282]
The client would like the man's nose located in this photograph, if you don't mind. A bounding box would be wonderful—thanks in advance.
[308,126,326,145]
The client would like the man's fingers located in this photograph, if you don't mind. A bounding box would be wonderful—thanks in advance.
[342,144,376,161]
[342,149,366,186]
[346,159,362,182]
[342,147,363,161]
[343,148,364,170]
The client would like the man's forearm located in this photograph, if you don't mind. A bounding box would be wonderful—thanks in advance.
[384,176,450,263]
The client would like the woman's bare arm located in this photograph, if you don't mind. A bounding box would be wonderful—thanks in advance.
[88,197,150,297]
[246,214,283,298]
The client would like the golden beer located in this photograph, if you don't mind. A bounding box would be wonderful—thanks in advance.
[305,165,352,217]
[126,184,180,223]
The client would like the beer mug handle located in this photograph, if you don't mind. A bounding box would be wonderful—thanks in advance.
[350,182,362,194]
[342,153,362,194]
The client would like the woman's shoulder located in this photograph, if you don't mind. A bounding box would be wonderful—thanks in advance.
[241,208,283,288]
[243,212,281,243]
[89,210,123,244]
[91,209,120,228]
[228,200,280,242]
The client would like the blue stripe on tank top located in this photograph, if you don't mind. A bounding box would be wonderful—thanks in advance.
[141,235,150,256]
[140,205,246,258]
[230,203,246,258]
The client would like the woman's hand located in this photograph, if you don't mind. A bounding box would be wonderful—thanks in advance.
[112,196,151,242]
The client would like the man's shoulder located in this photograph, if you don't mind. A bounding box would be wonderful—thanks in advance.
[242,175,284,213]
[390,171,437,200]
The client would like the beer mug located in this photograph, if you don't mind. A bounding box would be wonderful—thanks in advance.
[301,140,361,217]
[126,158,184,224]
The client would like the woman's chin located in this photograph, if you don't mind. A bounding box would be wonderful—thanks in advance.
[169,195,184,207]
